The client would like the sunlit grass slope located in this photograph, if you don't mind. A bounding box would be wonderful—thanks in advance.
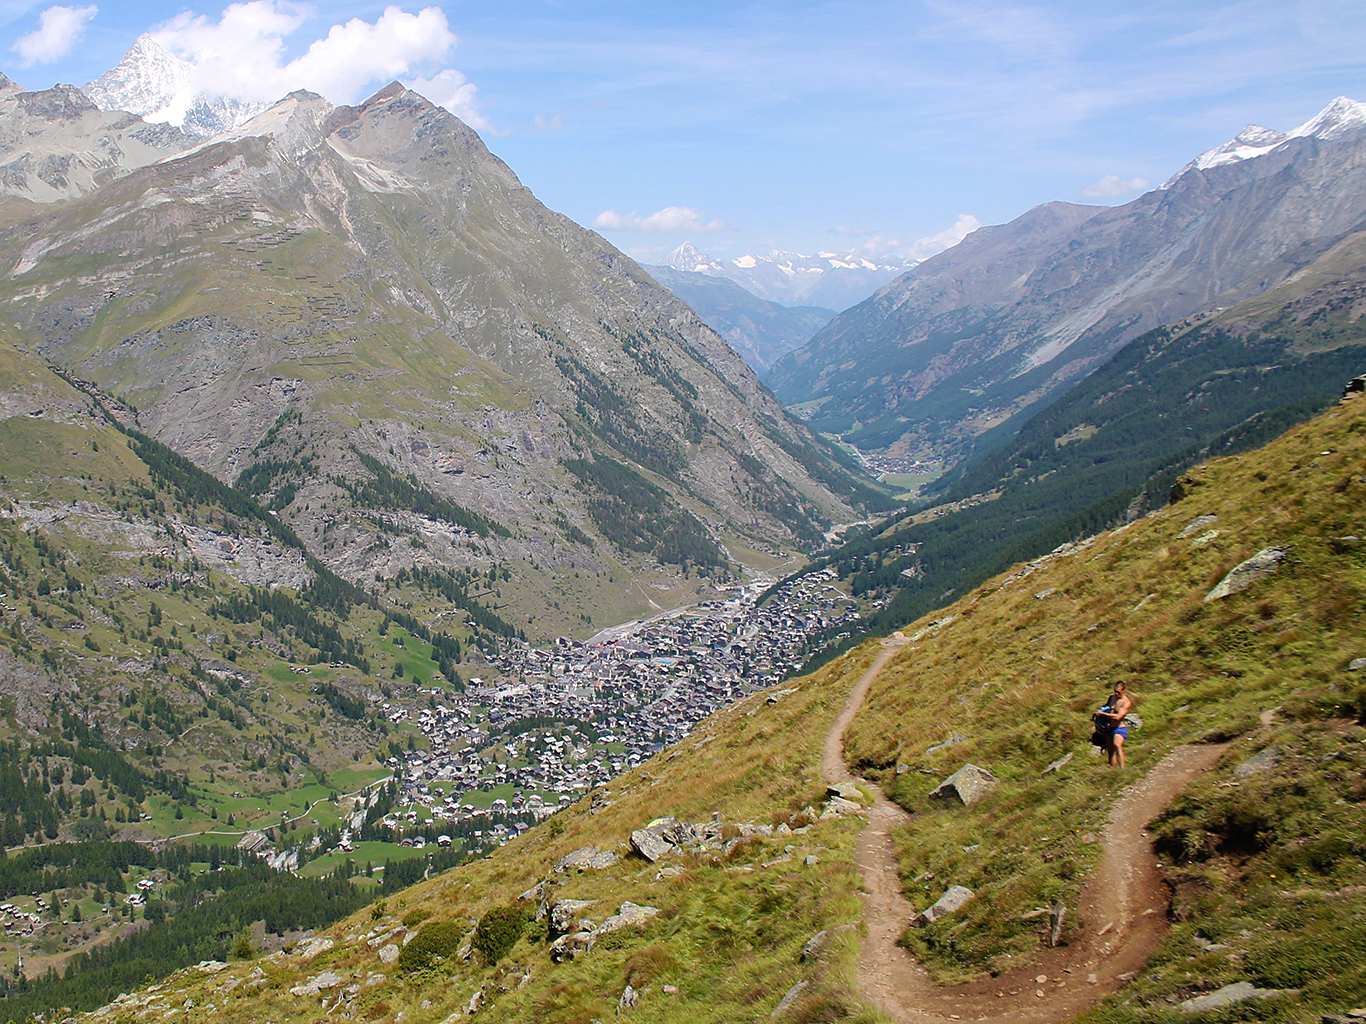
[78,648,885,1024]
[844,394,1366,1019]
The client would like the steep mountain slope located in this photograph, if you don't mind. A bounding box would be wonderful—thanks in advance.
[662,241,917,310]
[771,97,1366,462]
[783,232,1366,653]
[58,392,1366,1024]
[82,34,267,137]
[0,84,879,632]
[0,73,190,204]
[645,264,835,374]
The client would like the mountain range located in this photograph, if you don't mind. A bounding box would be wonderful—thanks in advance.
[660,241,918,311]
[770,96,1366,463]
[0,76,881,642]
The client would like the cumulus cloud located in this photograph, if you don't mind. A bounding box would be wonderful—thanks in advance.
[910,213,981,259]
[592,206,729,232]
[1081,174,1151,198]
[152,2,470,111]
[12,4,97,66]
[404,68,485,127]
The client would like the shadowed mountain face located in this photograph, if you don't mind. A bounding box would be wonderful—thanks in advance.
[645,264,835,375]
[0,84,878,629]
[770,100,1366,463]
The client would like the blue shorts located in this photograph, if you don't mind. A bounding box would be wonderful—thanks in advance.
[1112,725,1128,739]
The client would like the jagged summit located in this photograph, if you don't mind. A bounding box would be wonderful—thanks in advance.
[81,33,267,136]
[1167,95,1366,182]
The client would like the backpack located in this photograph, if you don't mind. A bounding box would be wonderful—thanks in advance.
[1090,705,1114,746]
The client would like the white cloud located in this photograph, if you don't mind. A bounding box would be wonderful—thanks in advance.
[531,112,564,132]
[152,2,471,112]
[12,4,96,66]
[592,206,728,232]
[911,214,981,259]
[830,224,871,237]
[404,68,485,128]
[1080,174,1151,198]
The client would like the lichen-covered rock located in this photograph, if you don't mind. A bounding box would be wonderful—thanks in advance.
[597,901,659,936]
[290,971,342,997]
[549,899,596,937]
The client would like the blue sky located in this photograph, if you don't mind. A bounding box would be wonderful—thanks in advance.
[4,1,1365,263]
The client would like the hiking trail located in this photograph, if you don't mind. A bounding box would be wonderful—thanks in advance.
[821,635,1229,1023]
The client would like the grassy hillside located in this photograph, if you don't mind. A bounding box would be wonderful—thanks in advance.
[62,389,1366,1024]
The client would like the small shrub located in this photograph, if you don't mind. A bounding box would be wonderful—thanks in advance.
[401,907,432,928]
[472,905,529,965]
[397,920,464,972]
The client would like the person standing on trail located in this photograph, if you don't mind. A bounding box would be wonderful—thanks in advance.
[1096,681,1133,768]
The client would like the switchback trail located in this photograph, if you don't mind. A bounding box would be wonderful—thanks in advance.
[822,636,1229,1024]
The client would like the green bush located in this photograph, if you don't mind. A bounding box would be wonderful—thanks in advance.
[401,908,432,928]
[397,920,465,972]
[472,905,529,965]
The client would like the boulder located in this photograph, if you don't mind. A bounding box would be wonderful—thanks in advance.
[1178,981,1298,1013]
[1349,658,1366,672]
[618,983,639,1012]
[587,850,619,869]
[295,936,334,960]
[555,846,602,872]
[290,971,343,997]
[377,944,400,964]
[914,885,974,927]
[597,901,659,936]
[549,899,596,937]
[771,980,808,1017]
[929,764,998,806]
[630,818,678,862]
[826,781,860,801]
[549,930,596,962]
[821,796,863,818]
[1203,547,1289,602]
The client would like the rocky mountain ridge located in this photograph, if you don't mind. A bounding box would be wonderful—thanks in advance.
[0,80,879,635]
[770,95,1366,463]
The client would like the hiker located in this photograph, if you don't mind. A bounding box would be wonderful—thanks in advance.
[1095,681,1133,768]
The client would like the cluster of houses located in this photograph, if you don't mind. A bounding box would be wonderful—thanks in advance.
[379,571,859,837]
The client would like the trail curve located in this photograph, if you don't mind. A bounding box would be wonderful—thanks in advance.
[822,636,1228,1023]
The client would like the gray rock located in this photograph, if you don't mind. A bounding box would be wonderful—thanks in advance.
[587,850,619,869]
[771,980,808,1017]
[549,930,596,962]
[555,846,602,872]
[929,764,998,806]
[1349,658,1366,672]
[803,855,821,867]
[1203,547,1289,602]
[549,899,596,937]
[1042,752,1073,774]
[467,990,483,1014]
[1178,981,1298,1013]
[914,885,974,927]
[295,937,334,960]
[630,818,678,862]
[597,901,659,936]
[618,984,638,1012]
[826,781,860,801]
[377,943,400,964]
[290,971,342,997]
[662,821,702,847]
[821,796,863,818]
[1177,514,1218,539]
[800,930,828,962]
[926,733,966,756]
[1234,746,1281,778]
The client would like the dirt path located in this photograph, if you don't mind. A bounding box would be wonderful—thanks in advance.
[823,636,1230,1023]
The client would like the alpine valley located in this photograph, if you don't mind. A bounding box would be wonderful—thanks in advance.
[0,29,1363,1024]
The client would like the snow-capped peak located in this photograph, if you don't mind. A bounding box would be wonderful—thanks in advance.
[663,242,725,275]
[1286,95,1366,142]
[81,33,268,137]
[1167,96,1366,186]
